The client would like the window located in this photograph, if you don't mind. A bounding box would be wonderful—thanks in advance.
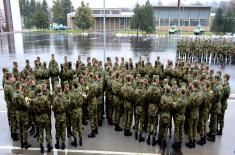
[111,10,120,14]
[189,10,199,19]
[92,10,100,14]
[105,10,110,14]
[199,10,209,18]
[180,20,189,26]
[120,18,125,25]
[170,19,179,26]
[190,19,199,26]
[169,10,178,18]
[200,19,209,26]
[155,19,159,26]
[159,10,169,18]
[160,19,169,26]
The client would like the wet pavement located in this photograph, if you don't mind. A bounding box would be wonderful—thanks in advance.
[0,32,235,154]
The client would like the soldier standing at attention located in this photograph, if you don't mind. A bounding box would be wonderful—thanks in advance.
[12,62,20,80]
[49,54,60,90]
[13,82,31,149]
[185,80,203,148]
[217,74,230,135]
[52,84,67,150]
[33,85,53,153]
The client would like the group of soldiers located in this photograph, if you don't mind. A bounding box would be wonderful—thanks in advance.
[177,38,234,65]
[2,54,230,153]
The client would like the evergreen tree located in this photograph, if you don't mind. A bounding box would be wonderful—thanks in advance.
[62,0,74,25]
[52,0,64,24]
[74,1,94,32]
[41,0,48,14]
[130,3,141,35]
[211,8,225,33]
[32,10,49,29]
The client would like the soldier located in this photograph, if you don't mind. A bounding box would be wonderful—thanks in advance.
[4,73,18,141]
[23,59,33,75]
[121,75,135,136]
[33,85,53,153]
[197,80,212,146]
[185,80,203,148]
[158,86,173,149]
[52,84,67,150]
[87,73,103,138]
[63,81,72,137]
[217,74,230,135]
[70,79,87,146]
[49,54,60,90]
[12,61,20,80]
[172,87,188,150]
[12,82,31,149]
[146,75,161,146]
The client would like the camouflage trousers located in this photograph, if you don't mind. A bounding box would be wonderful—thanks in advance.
[105,93,114,120]
[97,96,103,122]
[17,111,29,143]
[89,98,98,130]
[159,114,171,141]
[113,96,123,124]
[7,105,17,135]
[72,108,83,138]
[66,111,72,133]
[174,117,184,143]
[38,120,52,144]
[55,115,66,143]
[197,113,208,137]
[209,112,217,135]
[217,109,226,131]
[188,118,198,141]
[50,76,59,90]
[124,101,133,129]
[135,105,144,134]
[147,104,158,136]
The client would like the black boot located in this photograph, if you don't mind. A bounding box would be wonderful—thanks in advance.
[185,141,193,148]
[79,137,82,146]
[178,142,182,149]
[138,134,145,142]
[24,141,31,149]
[152,136,157,146]
[156,137,162,145]
[55,141,59,149]
[135,132,138,140]
[124,129,132,136]
[207,131,212,137]
[192,139,196,148]
[47,144,53,153]
[67,128,72,137]
[162,140,167,149]
[21,141,24,149]
[82,120,88,125]
[172,142,178,149]
[115,124,123,131]
[40,144,44,153]
[216,129,222,135]
[29,125,35,135]
[207,134,216,142]
[88,130,96,138]
[203,136,206,144]
[94,128,98,134]
[61,143,65,150]
[147,135,150,145]
[71,138,77,146]
[34,127,39,138]
[12,133,19,141]
[197,137,204,146]
[108,119,114,126]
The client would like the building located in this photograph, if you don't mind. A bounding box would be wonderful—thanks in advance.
[3,0,22,32]
[153,6,211,31]
[0,9,5,32]
[67,6,211,32]
[67,8,133,30]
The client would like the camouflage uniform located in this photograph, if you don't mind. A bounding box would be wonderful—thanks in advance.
[49,54,59,89]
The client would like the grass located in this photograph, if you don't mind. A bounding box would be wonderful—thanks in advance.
[27,29,89,34]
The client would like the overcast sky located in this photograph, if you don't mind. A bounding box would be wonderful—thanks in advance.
[0,0,229,10]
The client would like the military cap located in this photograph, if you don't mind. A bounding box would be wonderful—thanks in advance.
[214,74,221,81]
[216,71,222,76]
[164,86,171,93]
[223,74,230,80]
[144,75,149,80]
[15,81,21,88]
[26,59,29,63]
[115,57,118,60]
[51,53,55,57]
[152,75,159,81]
[64,81,69,85]
[54,84,61,92]
[43,61,47,65]
[13,62,17,65]
[6,72,12,77]
[171,80,177,85]
[37,56,40,60]
[193,80,200,88]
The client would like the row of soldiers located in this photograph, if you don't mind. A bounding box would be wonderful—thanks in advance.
[177,38,234,65]
[3,54,230,153]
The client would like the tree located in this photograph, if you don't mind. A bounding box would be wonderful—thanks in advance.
[32,10,49,29]
[130,3,141,35]
[74,1,94,32]
[211,8,225,33]
[24,18,33,31]
[41,0,48,14]
[62,0,74,25]
[52,0,64,24]
[29,0,36,17]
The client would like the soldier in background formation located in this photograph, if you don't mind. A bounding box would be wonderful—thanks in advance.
[177,38,234,65]
[2,54,231,153]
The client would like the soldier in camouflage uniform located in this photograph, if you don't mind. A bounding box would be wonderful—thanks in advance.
[186,80,203,148]
[33,85,53,153]
[63,81,72,137]
[13,82,31,149]
[217,74,230,135]
[172,87,188,150]
[23,59,33,75]
[12,62,20,80]
[49,54,59,90]
[52,84,67,150]
[4,73,18,141]
[197,80,212,145]
[146,75,161,146]
[158,85,173,149]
